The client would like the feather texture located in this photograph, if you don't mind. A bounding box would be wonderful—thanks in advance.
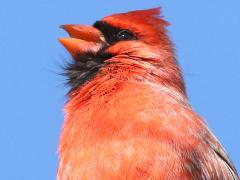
[58,8,239,179]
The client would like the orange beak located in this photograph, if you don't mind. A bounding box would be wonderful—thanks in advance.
[59,24,105,57]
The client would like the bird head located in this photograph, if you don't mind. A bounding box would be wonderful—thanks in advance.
[59,7,185,95]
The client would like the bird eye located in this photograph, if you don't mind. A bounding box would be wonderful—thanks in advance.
[117,30,135,40]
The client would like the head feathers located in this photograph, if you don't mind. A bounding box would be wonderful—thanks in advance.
[103,7,168,27]
[102,7,170,46]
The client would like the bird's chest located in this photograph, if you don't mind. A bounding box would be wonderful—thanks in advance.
[59,84,205,179]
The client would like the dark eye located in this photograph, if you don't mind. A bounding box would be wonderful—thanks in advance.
[117,30,135,40]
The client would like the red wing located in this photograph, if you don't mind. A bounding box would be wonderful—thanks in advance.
[203,128,239,180]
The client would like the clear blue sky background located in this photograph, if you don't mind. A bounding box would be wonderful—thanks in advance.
[0,0,239,179]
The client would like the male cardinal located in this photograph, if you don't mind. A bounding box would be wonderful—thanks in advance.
[58,8,239,179]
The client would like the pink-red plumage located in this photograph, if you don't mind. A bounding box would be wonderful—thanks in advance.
[58,8,239,179]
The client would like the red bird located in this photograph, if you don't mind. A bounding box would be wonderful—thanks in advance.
[58,8,239,179]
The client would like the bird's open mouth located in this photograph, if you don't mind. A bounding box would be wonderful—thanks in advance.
[59,24,106,57]
[59,24,112,92]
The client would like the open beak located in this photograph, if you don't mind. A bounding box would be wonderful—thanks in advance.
[59,24,105,57]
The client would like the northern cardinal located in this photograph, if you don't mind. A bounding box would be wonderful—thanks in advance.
[58,8,239,179]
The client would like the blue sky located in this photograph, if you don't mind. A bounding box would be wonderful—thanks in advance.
[0,0,239,179]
